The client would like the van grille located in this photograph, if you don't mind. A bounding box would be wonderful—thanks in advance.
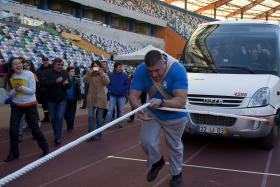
[188,94,244,107]
[190,113,236,127]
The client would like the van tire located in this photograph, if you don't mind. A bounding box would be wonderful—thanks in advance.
[259,126,279,150]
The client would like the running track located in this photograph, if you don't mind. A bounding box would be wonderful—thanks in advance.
[0,115,280,187]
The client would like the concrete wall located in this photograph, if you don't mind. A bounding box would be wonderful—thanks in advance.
[157,27,186,59]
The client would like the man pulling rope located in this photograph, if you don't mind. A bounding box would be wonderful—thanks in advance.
[129,50,188,187]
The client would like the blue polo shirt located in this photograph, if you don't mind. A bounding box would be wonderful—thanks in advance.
[131,62,188,120]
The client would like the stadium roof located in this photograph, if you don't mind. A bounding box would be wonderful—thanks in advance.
[161,0,280,21]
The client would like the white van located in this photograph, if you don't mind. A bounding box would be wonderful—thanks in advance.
[181,20,280,149]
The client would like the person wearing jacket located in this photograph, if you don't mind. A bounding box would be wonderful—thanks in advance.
[41,58,69,145]
[84,61,110,140]
[106,62,128,128]
[64,67,82,132]
[37,56,51,123]
[3,57,49,162]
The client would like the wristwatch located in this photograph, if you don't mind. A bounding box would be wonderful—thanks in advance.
[159,99,164,107]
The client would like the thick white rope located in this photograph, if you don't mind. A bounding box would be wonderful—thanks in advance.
[0,103,269,186]
[0,103,151,187]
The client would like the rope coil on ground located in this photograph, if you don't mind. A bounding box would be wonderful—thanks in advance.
[0,103,269,186]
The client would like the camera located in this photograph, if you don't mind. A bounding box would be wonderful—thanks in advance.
[93,67,99,71]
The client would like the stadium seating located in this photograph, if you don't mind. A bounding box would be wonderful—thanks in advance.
[50,23,138,55]
[81,33,137,55]
[0,21,135,73]
[0,22,102,68]
[103,0,207,37]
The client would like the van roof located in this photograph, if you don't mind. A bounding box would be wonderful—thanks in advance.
[203,20,280,26]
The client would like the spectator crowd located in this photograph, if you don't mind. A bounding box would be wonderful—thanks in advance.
[0,54,136,162]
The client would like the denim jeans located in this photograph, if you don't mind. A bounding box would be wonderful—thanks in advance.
[48,99,67,140]
[106,96,126,127]
[88,107,104,137]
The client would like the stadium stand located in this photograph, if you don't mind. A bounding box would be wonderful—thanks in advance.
[0,22,101,68]
[81,33,138,55]
[0,12,136,73]
[49,22,139,55]
[103,0,209,37]
[0,1,165,50]
[0,0,213,66]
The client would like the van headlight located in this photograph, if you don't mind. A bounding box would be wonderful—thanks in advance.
[248,87,270,107]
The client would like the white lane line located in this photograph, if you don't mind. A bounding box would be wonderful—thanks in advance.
[154,143,211,187]
[0,122,140,165]
[261,150,273,187]
[153,169,169,186]
[0,116,89,144]
[39,156,109,187]
[0,116,141,144]
[182,164,280,177]
[108,155,280,177]
[106,156,147,162]
[38,144,140,187]
[0,123,86,144]
[184,143,211,164]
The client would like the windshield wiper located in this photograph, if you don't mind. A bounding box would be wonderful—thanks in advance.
[218,66,256,74]
[184,64,217,72]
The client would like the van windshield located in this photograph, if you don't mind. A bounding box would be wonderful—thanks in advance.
[181,24,279,75]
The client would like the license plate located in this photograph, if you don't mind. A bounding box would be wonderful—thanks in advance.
[199,125,227,136]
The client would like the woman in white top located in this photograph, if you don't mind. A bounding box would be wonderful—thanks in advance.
[3,57,49,162]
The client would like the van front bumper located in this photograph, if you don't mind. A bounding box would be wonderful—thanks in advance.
[185,105,275,139]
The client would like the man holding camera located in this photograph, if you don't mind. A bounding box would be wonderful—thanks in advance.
[84,61,110,140]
